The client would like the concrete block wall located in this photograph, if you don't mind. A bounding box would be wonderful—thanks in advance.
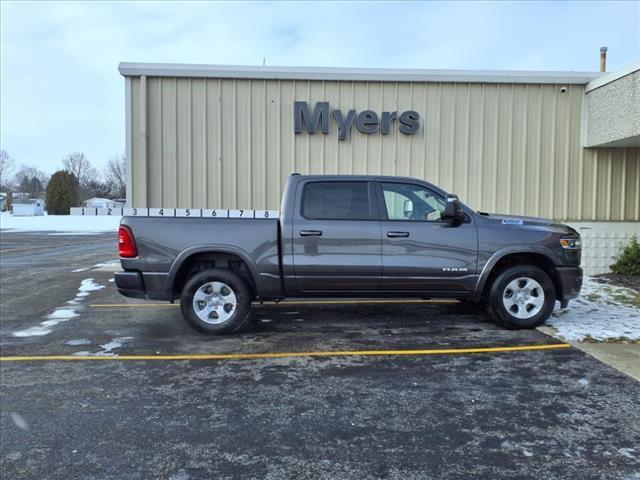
[568,221,640,275]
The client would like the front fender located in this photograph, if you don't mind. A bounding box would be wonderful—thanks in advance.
[474,245,559,294]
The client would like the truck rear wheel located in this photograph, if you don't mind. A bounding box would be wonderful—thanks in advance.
[486,265,556,329]
[180,268,252,335]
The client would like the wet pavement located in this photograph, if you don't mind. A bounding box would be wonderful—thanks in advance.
[1,231,639,479]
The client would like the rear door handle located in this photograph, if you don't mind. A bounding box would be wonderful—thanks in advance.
[300,230,323,237]
[387,231,410,238]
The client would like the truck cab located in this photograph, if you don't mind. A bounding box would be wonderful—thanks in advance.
[281,176,478,295]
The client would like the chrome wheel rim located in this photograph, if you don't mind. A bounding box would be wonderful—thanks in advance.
[192,281,237,324]
[502,277,545,320]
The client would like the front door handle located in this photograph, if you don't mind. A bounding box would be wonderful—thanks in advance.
[300,230,323,237]
[387,231,410,238]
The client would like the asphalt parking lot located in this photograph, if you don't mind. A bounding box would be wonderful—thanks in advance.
[1,231,639,480]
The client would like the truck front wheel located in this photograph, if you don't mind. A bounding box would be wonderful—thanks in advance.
[180,268,252,335]
[486,265,556,329]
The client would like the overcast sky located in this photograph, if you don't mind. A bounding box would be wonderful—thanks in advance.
[1,0,639,174]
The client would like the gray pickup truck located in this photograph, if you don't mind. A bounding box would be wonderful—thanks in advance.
[115,174,582,334]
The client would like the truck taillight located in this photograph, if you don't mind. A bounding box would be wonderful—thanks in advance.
[118,225,138,258]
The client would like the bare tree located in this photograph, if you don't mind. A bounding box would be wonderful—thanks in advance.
[62,152,98,199]
[14,165,49,197]
[85,179,112,199]
[104,153,126,199]
[0,150,15,190]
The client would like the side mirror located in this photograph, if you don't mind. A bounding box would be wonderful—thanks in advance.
[443,194,465,224]
[403,199,414,218]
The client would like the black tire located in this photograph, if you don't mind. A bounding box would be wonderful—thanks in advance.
[486,265,556,329]
[180,268,252,335]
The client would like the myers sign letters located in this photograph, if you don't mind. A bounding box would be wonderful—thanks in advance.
[294,101,419,140]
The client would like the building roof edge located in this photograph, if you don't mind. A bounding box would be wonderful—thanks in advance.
[118,62,600,84]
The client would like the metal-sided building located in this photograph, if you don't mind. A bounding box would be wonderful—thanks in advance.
[119,61,640,274]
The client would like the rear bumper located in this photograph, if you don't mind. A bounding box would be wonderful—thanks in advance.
[114,271,172,301]
[114,271,147,299]
[557,266,583,305]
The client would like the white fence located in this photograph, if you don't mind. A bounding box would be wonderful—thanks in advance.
[70,208,279,219]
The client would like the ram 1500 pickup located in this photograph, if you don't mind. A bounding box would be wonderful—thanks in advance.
[115,174,583,334]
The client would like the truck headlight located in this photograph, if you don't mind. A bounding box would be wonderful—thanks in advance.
[560,238,581,250]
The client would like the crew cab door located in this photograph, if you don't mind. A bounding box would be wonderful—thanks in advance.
[292,180,382,292]
[376,181,478,293]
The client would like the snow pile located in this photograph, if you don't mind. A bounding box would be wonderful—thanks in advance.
[0,213,120,233]
[546,277,640,342]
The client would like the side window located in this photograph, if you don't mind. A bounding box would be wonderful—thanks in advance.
[302,182,370,220]
[381,183,445,221]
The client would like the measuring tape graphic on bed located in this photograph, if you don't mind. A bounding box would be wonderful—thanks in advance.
[70,208,280,219]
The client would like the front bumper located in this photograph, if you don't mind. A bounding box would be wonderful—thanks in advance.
[114,271,147,299]
[557,266,583,306]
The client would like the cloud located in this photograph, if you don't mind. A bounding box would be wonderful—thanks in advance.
[1,0,638,174]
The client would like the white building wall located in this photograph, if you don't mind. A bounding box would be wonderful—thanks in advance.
[12,201,44,216]
[584,63,640,147]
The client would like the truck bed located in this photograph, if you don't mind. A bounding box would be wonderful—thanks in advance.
[119,216,281,300]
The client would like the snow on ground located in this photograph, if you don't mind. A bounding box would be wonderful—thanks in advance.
[70,261,121,274]
[12,278,105,338]
[546,277,640,342]
[65,339,92,346]
[72,337,133,357]
[92,260,121,272]
[79,278,106,293]
[0,213,120,233]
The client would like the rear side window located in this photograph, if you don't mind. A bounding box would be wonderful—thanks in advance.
[302,182,370,220]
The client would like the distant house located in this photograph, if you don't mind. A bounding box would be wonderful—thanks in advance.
[83,198,125,209]
[13,199,45,216]
[0,193,7,212]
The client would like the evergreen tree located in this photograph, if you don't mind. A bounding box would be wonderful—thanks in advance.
[45,171,80,215]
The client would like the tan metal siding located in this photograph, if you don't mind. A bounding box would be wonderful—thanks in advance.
[129,78,640,221]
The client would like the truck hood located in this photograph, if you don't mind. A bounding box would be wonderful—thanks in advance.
[476,211,577,234]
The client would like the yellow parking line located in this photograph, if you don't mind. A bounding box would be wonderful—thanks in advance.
[0,343,571,362]
[89,299,459,308]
